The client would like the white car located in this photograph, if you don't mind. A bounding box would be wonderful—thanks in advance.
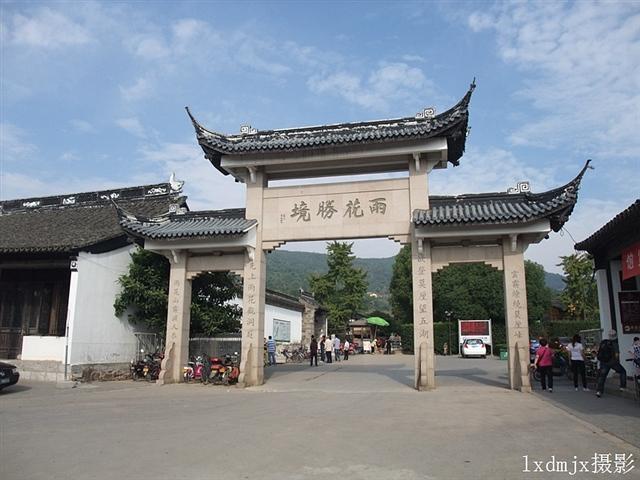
[461,338,487,358]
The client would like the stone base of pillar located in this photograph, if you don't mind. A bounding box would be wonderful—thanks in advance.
[239,344,264,387]
[414,343,435,390]
[157,342,176,385]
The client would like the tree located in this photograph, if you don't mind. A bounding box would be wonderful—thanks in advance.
[309,242,368,333]
[114,248,242,336]
[389,245,412,325]
[558,253,598,322]
[388,246,552,331]
[525,261,552,326]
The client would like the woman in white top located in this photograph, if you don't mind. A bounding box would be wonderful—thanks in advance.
[566,334,588,391]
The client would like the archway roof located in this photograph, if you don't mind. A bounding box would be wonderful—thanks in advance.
[117,207,254,240]
[187,81,475,175]
[413,161,591,232]
[119,163,590,242]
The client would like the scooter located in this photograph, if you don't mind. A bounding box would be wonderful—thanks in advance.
[183,355,205,382]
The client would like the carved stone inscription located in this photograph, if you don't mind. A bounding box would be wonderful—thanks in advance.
[508,269,526,341]
[289,197,387,223]
[413,250,432,342]
[262,178,411,243]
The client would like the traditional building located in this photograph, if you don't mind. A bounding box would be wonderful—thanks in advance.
[0,182,184,379]
[576,199,640,374]
[1,181,319,380]
[121,81,589,391]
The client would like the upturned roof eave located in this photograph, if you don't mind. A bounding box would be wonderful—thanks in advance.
[187,81,475,174]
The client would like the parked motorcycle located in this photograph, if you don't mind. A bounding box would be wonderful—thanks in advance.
[183,355,205,382]
[131,350,163,382]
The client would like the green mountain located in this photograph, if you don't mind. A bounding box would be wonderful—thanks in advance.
[266,250,394,296]
[266,249,565,305]
[544,271,565,292]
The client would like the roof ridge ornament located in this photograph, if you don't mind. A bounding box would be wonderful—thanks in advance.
[240,124,258,135]
[415,107,436,120]
[169,172,184,193]
[507,181,531,194]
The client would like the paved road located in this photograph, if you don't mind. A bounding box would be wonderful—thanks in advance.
[1,354,638,480]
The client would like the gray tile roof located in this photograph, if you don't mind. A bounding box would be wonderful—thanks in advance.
[414,161,592,232]
[188,82,475,175]
[119,208,256,240]
[0,184,181,254]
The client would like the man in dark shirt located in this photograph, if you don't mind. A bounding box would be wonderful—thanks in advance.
[596,329,627,397]
[309,335,318,367]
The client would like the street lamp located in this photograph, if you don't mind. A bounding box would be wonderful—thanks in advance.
[445,310,453,355]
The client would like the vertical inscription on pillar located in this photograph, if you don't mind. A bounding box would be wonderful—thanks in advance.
[243,260,258,340]
[414,252,431,341]
[509,270,525,341]
[169,279,181,345]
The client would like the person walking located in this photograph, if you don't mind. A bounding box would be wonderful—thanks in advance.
[386,337,392,355]
[266,336,277,366]
[319,334,326,363]
[324,335,333,364]
[596,329,626,397]
[309,335,318,367]
[343,338,350,360]
[566,334,588,391]
[534,338,554,392]
[333,334,341,362]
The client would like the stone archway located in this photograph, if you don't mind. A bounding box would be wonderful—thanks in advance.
[119,83,589,391]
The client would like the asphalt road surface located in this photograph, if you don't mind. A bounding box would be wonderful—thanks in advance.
[1,354,638,480]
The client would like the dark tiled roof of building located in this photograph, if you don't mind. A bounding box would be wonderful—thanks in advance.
[188,82,475,175]
[575,199,640,253]
[118,208,255,240]
[413,161,591,232]
[0,183,182,254]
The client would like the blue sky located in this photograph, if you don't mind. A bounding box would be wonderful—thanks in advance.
[1,1,639,273]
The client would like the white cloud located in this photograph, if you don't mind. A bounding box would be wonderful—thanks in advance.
[10,7,92,48]
[138,142,244,211]
[0,171,124,201]
[127,34,170,60]
[70,119,96,133]
[119,77,153,101]
[429,146,558,196]
[467,2,640,158]
[0,123,37,160]
[308,62,433,112]
[526,198,631,274]
[116,117,147,138]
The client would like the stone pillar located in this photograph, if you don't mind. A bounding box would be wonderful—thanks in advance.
[239,169,267,387]
[158,251,192,384]
[239,250,266,386]
[299,297,318,347]
[502,237,531,392]
[412,238,435,390]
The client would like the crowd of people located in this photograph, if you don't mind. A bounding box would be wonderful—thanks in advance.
[308,334,352,366]
[532,329,640,397]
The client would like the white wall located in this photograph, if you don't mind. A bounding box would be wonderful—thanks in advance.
[68,246,142,365]
[230,297,303,344]
[21,336,66,361]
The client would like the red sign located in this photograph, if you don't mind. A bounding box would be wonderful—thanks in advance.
[622,242,640,281]
[460,321,490,336]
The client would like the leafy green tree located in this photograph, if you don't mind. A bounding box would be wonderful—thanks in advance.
[389,246,552,330]
[558,253,598,322]
[389,245,412,325]
[525,261,552,325]
[309,242,368,333]
[114,248,242,336]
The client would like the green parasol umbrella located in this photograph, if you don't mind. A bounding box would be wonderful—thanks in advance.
[366,317,390,343]
[366,316,390,327]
